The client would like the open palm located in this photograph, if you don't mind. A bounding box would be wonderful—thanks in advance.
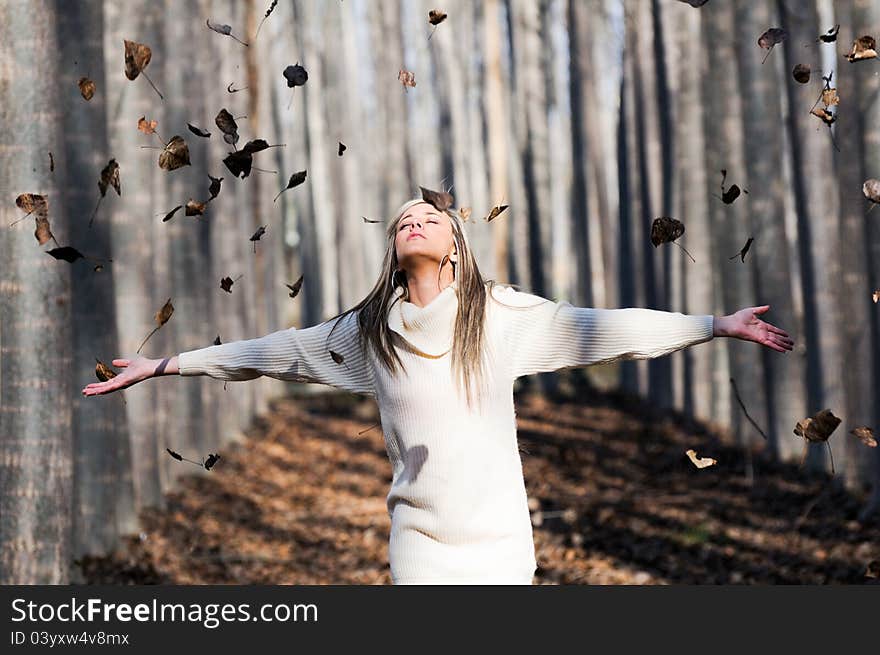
[728,305,794,353]
[82,356,155,396]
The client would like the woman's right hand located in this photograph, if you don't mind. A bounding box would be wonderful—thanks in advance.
[82,356,158,396]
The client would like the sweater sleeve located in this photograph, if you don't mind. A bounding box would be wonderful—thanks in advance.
[177,310,375,396]
[491,286,715,380]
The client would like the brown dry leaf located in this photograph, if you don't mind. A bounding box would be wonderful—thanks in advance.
[420,185,453,212]
[283,63,308,88]
[428,10,447,26]
[817,24,839,43]
[220,276,234,293]
[793,409,841,443]
[338,142,346,157]
[78,77,96,101]
[158,136,191,171]
[161,205,183,223]
[810,106,835,126]
[223,150,252,179]
[873,289,880,303]
[485,204,509,222]
[15,193,48,218]
[35,216,53,245]
[206,19,248,46]
[863,179,880,204]
[137,116,158,135]
[286,274,304,299]
[95,359,117,382]
[185,199,207,216]
[845,35,877,62]
[99,159,121,197]
[729,237,754,263]
[123,39,151,79]
[685,448,717,469]
[850,427,877,448]
[274,170,307,202]
[330,351,345,364]
[187,123,211,138]
[213,335,222,346]
[137,298,174,354]
[651,216,695,262]
[821,87,839,107]
[792,64,811,84]
[459,207,472,221]
[46,246,84,263]
[250,225,268,253]
[758,27,786,63]
[215,108,239,145]
[208,175,223,200]
[398,69,416,90]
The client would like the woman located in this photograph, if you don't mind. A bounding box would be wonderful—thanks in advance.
[82,196,794,584]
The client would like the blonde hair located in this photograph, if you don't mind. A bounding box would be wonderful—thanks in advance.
[325,197,510,410]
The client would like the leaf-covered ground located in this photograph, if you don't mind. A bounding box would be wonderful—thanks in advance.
[75,384,880,585]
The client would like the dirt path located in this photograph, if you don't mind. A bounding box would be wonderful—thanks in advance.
[76,385,880,584]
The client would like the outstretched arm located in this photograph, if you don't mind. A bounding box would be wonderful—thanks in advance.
[82,310,375,397]
[492,286,715,380]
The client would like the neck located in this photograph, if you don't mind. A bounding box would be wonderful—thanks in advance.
[403,267,456,308]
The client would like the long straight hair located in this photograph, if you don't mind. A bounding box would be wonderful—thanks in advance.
[325,198,509,410]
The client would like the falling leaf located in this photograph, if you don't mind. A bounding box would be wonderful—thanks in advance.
[758,27,787,63]
[792,64,811,84]
[223,150,253,178]
[158,135,191,171]
[185,199,207,216]
[213,335,222,345]
[286,274,304,299]
[728,237,754,263]
[48,151,54,172]
[283,63,308,87]
[187,123,211,138]
[46,246,85,263]
[651,216,695,263]
[330,350,345,364]
[161,205,183,222]
[15,193,48,219]
[166,448,183,462]
[250,225,268,253]
[685,448,717,469]
[255,0,278,40]
[78,77,96,101]
[98,159,121,197]
[137,298,174,354]
[718,169,748,204]
[221,276,234,293]
[227,82,247,93]
[428,9,447,25]
[817,24,839,43]
[208,175,223,200]
[459,207,472,221]
[206,19,248,46]
[398,69,416,90]
[485,204,509,222]
[204,453,221,470]
[845,35,877,62]
[215,108,239,145]
[851,426,877,448]
[242,138,285,154]
[873,289,880,303]
[137,116,158,135]
[95,358,117,382]
[123,39,162,99]
[274,170,307,202]
[794,409,841,443]
[810,106,835,126]
[678,0,710,5]
[362,216,382,223]
[821,87,839,107]
[420,185,453,211]
[338,142,347,157]
[863,179,880,205]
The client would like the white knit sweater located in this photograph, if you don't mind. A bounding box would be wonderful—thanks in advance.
[177,280,715,584]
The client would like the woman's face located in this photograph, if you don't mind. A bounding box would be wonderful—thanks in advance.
[394,201,455,271]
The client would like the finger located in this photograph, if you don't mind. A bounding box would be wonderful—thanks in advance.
[752,305,770,314]
[112,359,130,367]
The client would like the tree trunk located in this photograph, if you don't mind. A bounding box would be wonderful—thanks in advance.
[0,0,74,584]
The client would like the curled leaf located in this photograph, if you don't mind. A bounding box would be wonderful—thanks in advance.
[99,159,121,197]
[137,298,174,354]
[817,24,839,43]
[758,27,786,63]
[428,10,447,26]
[137,116,158,135]
[206,19,248,46]
[208,175,223,200]
[274,170,307,202]
[161,205,183,222]
[810,106,835,126]
[330,351,345,364]
[215,108,239,145]
[863,179,880,204]
[283,63,308,87]
[845,35,877,62]
[459,207,472,221]
[792,64,811,84]
[398,69,416,90]
[78,77,96,101]
[187,122,211,138]
[185,199,207,216]
[95,358,117,382]
[123,39,152,80]
[793,409,841,443]
[685,448,717,469]
[286,274,304,298]
[250,225,268,253]
[850,426,877,448]
[204,453,221,470]
[485,204,508,222]
[651,216,695,262]
[338,142,347,157]
[223,150,253,178]
[420,185,453,212]
[46,246,85,263]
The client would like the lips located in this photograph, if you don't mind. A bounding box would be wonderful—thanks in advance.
[407,233,425,240]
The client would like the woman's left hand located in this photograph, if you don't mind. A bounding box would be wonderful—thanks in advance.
[714,305,795,353]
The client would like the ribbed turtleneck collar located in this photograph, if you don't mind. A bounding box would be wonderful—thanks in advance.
[387,279,459,357]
